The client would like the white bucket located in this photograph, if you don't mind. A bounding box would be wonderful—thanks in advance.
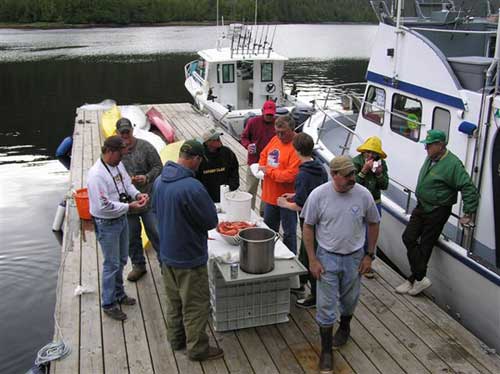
[225,191,252,221]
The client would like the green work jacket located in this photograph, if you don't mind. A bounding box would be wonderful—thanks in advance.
[415,150,479,214]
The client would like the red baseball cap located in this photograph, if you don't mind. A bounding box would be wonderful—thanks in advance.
[262,100,276,115]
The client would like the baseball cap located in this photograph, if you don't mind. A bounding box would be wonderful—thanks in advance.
[329,155,356,176]
[103,135,126,152]
[116,117,133,133]
[202,127,223,143]
[419,129,447,144]
[180,139,206,158]
[262,100,276,116]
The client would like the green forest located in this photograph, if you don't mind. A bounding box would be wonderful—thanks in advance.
[0,0,376,25]
[0,0,498,26]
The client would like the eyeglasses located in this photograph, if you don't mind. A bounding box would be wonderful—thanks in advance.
[342,170,356,177]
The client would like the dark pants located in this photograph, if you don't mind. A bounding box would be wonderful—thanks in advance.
[264,203,298,254]
[299,218,316,298]
[402,205,451,281]
[162,264,210,359]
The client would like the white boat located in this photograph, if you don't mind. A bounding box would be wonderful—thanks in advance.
[184,23,313,138]
[304,0,500,352]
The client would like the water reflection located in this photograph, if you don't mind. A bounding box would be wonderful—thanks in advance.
[0,161,68,374]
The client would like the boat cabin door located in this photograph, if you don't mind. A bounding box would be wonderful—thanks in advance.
[216,62,238,111]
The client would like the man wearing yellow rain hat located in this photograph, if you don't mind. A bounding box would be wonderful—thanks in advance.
[352,136,389,278]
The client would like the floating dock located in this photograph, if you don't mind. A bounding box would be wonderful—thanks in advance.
[50,103,500,373]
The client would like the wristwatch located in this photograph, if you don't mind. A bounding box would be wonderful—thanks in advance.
[365,252,375,260]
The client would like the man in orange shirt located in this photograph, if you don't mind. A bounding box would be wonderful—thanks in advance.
[258,116,300,254]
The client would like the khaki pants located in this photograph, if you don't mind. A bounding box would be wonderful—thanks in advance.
[162,264,210,359]
[246,167,264,214]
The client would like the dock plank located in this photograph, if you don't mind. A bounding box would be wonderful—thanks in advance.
[51,116,84,374]
[363,276,482,374]
[236,328,280,374]
[78,110,104,374]
[372,261,500,374]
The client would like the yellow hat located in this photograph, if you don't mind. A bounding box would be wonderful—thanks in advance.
[356,136,387,159]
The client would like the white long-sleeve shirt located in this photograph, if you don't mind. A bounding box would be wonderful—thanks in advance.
[87,159,140,219]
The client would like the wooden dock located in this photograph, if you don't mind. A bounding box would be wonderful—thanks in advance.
[51,103,500,374]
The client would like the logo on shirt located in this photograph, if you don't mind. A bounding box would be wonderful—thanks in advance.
[267,149,280,168]
[350,205,361,217]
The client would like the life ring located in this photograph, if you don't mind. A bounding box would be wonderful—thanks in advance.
[266,83,276,94]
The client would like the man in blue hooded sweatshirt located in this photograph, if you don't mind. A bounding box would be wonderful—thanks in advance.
[152,139,223,361]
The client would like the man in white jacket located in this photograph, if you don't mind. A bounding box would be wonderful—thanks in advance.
[87,135,149,321]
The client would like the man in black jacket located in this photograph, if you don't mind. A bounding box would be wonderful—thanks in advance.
[196,127,240,202]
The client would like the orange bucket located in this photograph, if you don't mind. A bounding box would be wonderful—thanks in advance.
[74,188,92,220]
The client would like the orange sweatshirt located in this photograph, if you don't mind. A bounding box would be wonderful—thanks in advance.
[258,136,301,205]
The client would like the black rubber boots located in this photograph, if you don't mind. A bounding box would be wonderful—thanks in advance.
[332,315,352,347]
[319,326,333,374]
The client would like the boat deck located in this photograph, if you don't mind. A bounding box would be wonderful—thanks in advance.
[50,103,500,374]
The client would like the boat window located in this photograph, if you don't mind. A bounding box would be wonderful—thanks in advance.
[362,85,385,126]
[261,63,273,82]
[222,64,235,83]
[237,61,254,80]
[390,93,422,142]
[432,107,450,138]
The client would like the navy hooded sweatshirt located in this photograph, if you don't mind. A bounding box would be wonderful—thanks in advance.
[294,159,328,208]
[152,161,218,268]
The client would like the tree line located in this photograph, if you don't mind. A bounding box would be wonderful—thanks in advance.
[0,0,497,25]
[0,0,377,25]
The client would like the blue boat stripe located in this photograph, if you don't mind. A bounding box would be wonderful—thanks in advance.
[366,71,465,110]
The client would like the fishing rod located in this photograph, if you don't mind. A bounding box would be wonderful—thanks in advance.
[247,25,253,55]
[267,24,277,57]
[252,25,261,54]
[262,24,270,54]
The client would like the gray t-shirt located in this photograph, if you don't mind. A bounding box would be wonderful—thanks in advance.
[300,182,380,254]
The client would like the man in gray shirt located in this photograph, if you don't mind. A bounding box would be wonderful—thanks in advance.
[117,118,163,282]
[301,155,380,374]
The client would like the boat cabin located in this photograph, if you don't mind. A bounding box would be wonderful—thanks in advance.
[187,48,287,112]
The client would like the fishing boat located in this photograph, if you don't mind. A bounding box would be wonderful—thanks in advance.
[184,22,313,138]
[303,0,500,352]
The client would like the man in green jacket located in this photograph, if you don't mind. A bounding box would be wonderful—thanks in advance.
[396,129,479,296]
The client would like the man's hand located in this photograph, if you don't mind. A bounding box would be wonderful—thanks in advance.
[361,158,374,174]
[132,175,147,186]
[136,193,149,204]
[309,258,325,280]
[248,143,257,154]
[459,214,472,226]
[358,255,372,274]
[277,196,289,208]
[258,165,267,175]
[129,199,147,212]
[281,192,295,200]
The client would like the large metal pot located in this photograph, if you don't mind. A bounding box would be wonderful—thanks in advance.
[237,227,278,274]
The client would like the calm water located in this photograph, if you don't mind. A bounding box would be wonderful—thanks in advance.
[0,24,376,373]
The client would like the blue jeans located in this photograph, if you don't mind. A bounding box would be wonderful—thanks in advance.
[316,247,364,327]
[127,209,160,266]
[94,215,129,309]
[264,203,298,254]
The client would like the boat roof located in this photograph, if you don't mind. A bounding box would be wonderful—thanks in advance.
[198,48,288,63]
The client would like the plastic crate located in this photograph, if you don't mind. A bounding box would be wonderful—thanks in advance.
[209,266,290,331]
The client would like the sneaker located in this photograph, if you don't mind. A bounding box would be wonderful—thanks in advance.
[189,346,224,361]
[119,295,137,305]
[408,277,432,296]
[103,306,127,321]
[395,280,413,294]
[364,270,375,279]
[127,265,147,282]
[296,295,316,309]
